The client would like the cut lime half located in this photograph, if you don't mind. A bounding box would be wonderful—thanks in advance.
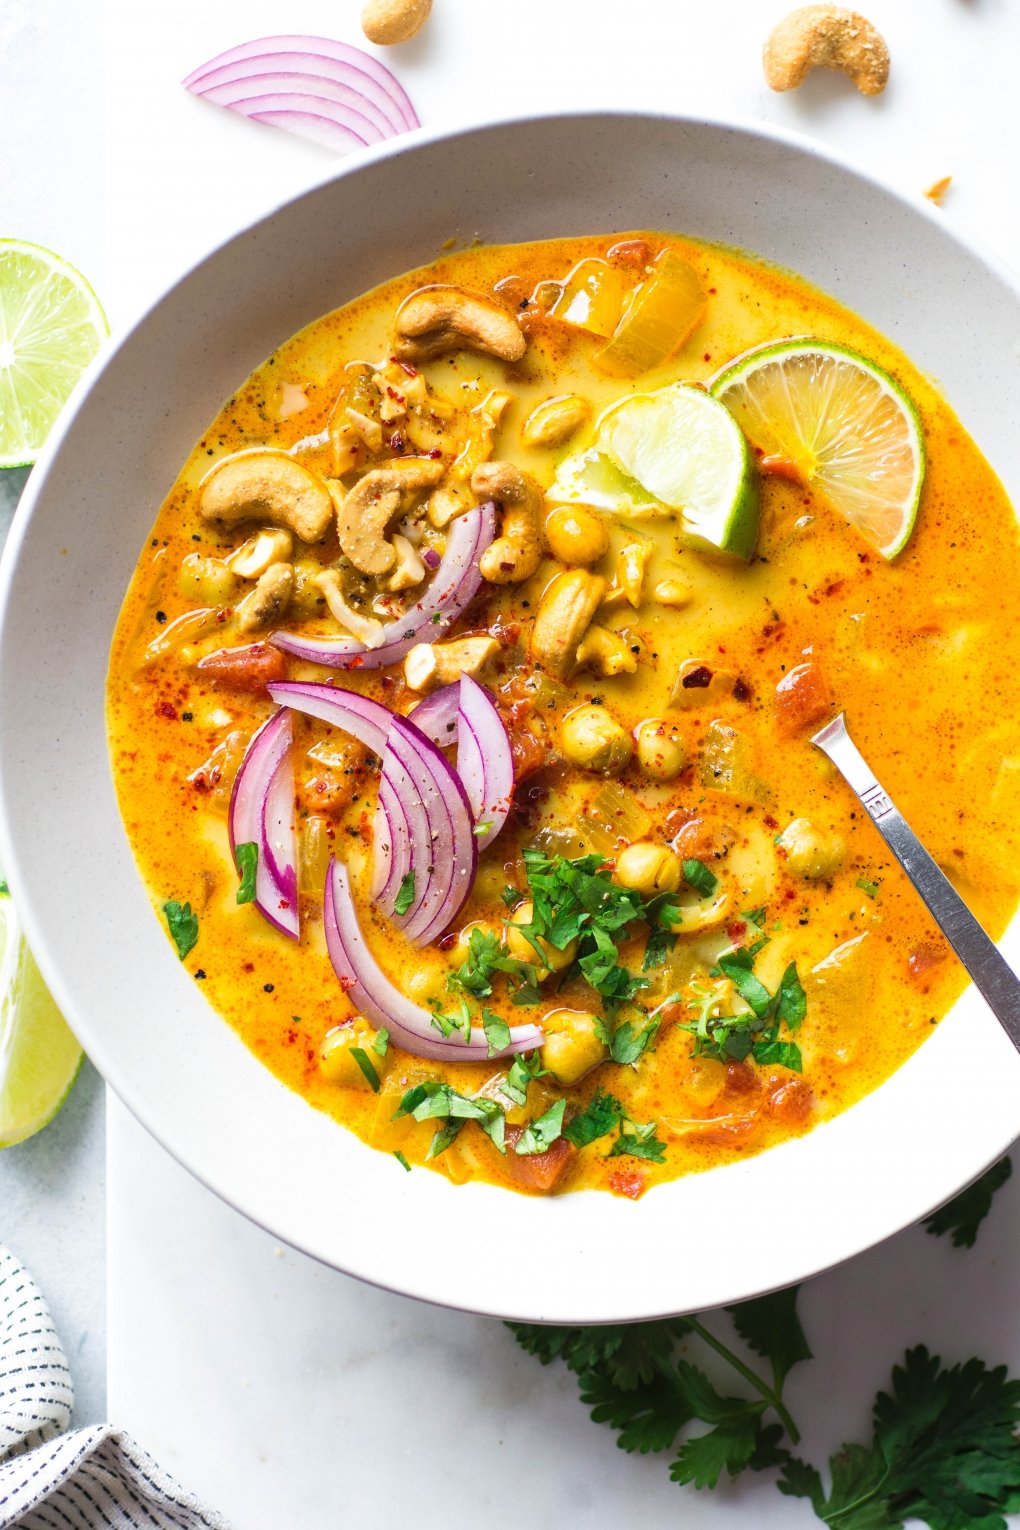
[0,239,108,469]
[0,886,82,1148]
[548,383,760,559]
[710,338,925,559]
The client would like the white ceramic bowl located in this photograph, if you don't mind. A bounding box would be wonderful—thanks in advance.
[3,112,1020,1322]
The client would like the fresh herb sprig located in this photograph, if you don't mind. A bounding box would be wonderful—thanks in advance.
[924,1155,1012,1248]
[683,947,806,1072]
[163,899,199,961]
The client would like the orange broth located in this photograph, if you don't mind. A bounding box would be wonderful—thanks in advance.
[106,232,1020,1197]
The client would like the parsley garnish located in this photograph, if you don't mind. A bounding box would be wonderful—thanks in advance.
[924,1155,1012,1248]
[394,871,416,916]
[393,1150,412,1172]
[482,1011,511,1057]
[608,1118,667,1163]
[393,1080,506,1158]
[683,857,719,897]
[163,900,199,961]
[350,1046,381,1092]
[683,950,806,1072]
[234,841,258,904]
[563,1089,623,1148]
[515,1098,567,1155]
[607,1014,661,1066]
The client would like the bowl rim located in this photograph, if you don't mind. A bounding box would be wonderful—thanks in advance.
[3,106,1020,1323]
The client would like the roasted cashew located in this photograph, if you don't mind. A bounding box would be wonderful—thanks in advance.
[473,462,545,584]
[315,570,386,648]
[530,570,607,678]
[393,286,527,365]
[235,563,294,634]
[226,528,293,580]
[575,625,638,678]
[199,452,333,542]
[332,458,444,576]
[521,394,591,450]
[763,6,889,96]
[387,533,426,592]
[404,635,500,693]
[362,0,431,44]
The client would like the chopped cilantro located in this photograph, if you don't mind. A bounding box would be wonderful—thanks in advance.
[393,1150,412,1172]
[498,1051,547,1109]
[473,820,494,836]
[683,857,719,897]
[609,1118,667,1163]
[393,1080,505,1157]
[683,955,807,1072]
[372,1027,389,1057]
[0,880,8,896]
[234,841,258,905]
[482,1010,511,1057]
[163,900,199,961]
[609,1015,661,1066]
[856,877,880,898]
[924,1155,1012,1248]
[394,871,416,916]
[564,1089,624,1148]
[515,1097,567,1155]
[350,1046,381,1092]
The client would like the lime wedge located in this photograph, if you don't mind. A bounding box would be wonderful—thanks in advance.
[710,338,925,559]
[549,383,760,559]
[0,239,108,469]
[0,886,82,1148]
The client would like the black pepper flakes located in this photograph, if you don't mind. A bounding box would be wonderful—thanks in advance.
[263,982,275,993]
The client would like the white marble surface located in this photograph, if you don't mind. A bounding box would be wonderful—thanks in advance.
[6,0,1020,1522]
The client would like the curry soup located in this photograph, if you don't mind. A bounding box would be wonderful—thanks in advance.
[107,232,1020,1198]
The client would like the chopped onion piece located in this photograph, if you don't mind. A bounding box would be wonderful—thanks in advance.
[228,710,298,939]
[325,859,542,1061]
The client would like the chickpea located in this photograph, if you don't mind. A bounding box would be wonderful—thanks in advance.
[447,919,501,969]
[634,717,687,781]
[615,841,682,897]
[778,817,846,879]
[505,899,577,975]
[319,1017,390,1088]
[560,704,632,773]
[544,506,610,567]
[177,553,241,606]
[540,1008,608,1086]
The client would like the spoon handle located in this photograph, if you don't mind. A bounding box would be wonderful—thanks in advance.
[811,714,1020,1054]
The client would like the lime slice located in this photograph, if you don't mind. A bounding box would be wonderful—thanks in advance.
[0,886,82,1148]
[0,239,108,469]
[710,338,925,559]
[549,383,760,559]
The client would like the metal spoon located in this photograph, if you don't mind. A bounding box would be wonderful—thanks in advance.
[811,714,1020,1054]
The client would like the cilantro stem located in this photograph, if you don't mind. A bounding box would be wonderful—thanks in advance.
[685,1316,801,1445]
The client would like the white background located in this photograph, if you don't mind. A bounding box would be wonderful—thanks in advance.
[5,0,1020,1524]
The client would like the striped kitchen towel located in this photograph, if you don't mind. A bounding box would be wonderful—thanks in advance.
[0,1245,230,1529]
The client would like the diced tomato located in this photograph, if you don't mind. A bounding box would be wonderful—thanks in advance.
[501,703,549,782]
[607,1168,647,1199]
[774,660,830,736]
[908,940,948,980]
[724,1061,759,1096]
[197,642,286,692]
[504,1128,575,1193]
[606,238,652,269]
[765,1076,814,1125]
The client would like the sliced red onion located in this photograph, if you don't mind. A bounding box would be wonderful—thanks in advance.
[228,710,298,939]
[410,676,514,848]
[183,36,418,151]
[325,859,542,1062]
[270,502,496,670]
[372,775,408,904]
[267,681,477,942]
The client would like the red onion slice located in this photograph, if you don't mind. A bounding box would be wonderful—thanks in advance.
[270,502,497,670]
[325,859,542,1062]
[228,710,299,939]
[372,776,408,904]
[183,35,418,153]
[267,680,391,754]
[409,676,514,848]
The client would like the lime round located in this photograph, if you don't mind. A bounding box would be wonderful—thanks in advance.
[0,239,108,469]
[0,887,82,1148]
[548,383,760,559]
[710,338,925,559]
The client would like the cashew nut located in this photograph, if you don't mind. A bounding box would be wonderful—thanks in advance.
[362,0,431,44]
[235,563,294,634]
[575,625,638,678]
[394,286,527,365]
[763,6,889,96]
[199,452,333,542]
[332,458,444,576]
[404,635,500,693]
[387,533,426,592]
[226,528,294,580]
[345,407,384,452]
[602,541,652,610]
[315,570,386,648]
[521,395,591,450]
[530,570,607,678]
[473,462,545,584]
[653,578,692,609]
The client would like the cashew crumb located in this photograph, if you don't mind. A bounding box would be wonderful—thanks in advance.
[763,6,890,96]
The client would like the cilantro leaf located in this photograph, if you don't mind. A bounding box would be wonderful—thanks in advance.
[609,1015,661,1066]
[564,1089,623,1148]
[776,963,807,1030]
[163,900,199,961]
[580,1366,696,1454]
[683,857,719,897]
[727,1285,812,1389]
[515,1097,567,1155]
[234,841,258,904]
[752,1039,803,1072]
[609,1119,667,1163]
[393,871,416,916]
[671,1411,769,1490]
[642,927,678,971]
[482,1010,511,1057]
[718,950,773,1018]
[393,1150,412,1172]
[372,1027,389,1057]
[924,1156,1012,1249]
[393,1080,505,1156]
[349,1046,381,1092]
